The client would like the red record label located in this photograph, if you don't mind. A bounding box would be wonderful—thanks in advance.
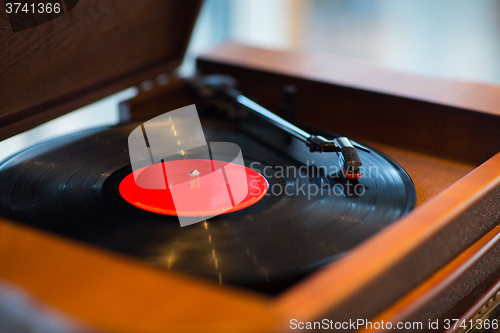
[119,159,268,217]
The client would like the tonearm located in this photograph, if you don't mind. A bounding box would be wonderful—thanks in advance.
[190,74,370,179]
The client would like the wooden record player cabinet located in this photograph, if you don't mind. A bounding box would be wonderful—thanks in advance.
[1,1,500,332]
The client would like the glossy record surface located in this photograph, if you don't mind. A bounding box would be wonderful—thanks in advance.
[0,118,416,294]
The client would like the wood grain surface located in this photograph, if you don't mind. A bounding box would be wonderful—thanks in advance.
[368,142,474,206]
[359,223,500,332]
[197,42,500,166]
[198,42,500,117]
[0,0,201,141]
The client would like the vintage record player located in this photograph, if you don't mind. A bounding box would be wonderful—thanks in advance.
[1,1,500,332]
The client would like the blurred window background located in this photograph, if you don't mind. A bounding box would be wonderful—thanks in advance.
[186,0,500,82]
[2,0,499,159]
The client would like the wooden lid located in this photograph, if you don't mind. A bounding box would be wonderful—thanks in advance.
[0,0,202,140]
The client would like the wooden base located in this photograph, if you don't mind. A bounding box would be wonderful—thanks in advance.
[0,43,499,332]
[369,143,474,206]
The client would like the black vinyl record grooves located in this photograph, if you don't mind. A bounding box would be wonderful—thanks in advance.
[0,118,416,294]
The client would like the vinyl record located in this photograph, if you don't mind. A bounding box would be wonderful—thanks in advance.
[0,118,416,294]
